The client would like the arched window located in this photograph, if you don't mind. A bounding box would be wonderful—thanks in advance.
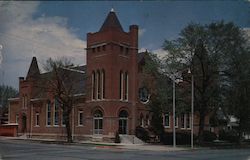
[54,97,60,126]
[140,114,144,127]
[92,71,96,100]
[101,69,105,99]
[93,110,103,134]
[124,72,129,100]
[146,114,150,127]
[119,71,123,100]
[97,70,101,99]
[119,110,128,134]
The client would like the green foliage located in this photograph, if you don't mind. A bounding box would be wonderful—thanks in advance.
[162,131,193,145]
[219,130,239,143]
[161,21,247,143]
[149,95,165,137]
[135,126,150,142]
[202,130,217,142]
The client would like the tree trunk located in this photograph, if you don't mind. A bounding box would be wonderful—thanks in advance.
[198,109,205,144]
[64,112,72,143]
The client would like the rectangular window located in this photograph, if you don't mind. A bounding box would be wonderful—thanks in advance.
[186,113,191,129]
[175,116,178,128]
[35,113,39,126]
[181,113,185,129]
[78,111,83,126]
[47,102,51,126]
[125,48,129,54]
[16,114,19,124]
[54,98,59,126]
[164,113,170,128]
[120,46,124,53]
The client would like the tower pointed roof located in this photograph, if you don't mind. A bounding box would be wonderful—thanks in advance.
[99,9,124,32]
[27,57,40,78]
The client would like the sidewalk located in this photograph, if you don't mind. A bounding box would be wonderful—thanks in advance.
[0,136,190,152]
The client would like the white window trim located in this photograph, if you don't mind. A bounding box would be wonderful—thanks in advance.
[141,117,144,127]
[53,101,59,127]
[16,114,19,124]
[175,116,178,128]
[181,114,186,129]
[35,113,40,127]
[164,113,170,128]
[78,111,84,126]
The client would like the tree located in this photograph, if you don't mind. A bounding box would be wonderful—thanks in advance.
[223,29,250,141]
[141,52,190,141]
[42,57,85,143]
[162,21,244,143]
[0,85,18,113]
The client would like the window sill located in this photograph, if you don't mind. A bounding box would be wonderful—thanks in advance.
[164,126,170,128]
[77,125,84,127]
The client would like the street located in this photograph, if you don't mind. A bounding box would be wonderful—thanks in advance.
[0,138,250,160]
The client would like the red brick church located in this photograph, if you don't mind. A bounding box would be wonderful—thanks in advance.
[8,10,210,142]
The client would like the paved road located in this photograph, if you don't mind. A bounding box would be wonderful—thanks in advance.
[0,138,250,160]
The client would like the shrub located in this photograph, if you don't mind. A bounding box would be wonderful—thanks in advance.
[135,126,150,142]
[202,130,217,142]
[162,131,192,145]
[114,131,121,143]
[219,130,239,143]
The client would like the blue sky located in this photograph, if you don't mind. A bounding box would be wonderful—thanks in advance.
[0,1,250,88]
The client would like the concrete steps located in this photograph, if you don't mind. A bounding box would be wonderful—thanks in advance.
[119,135,144,144]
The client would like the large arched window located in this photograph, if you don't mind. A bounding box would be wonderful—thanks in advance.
[92,71,96,100]
[101,69,105,99]
[54,97,60,126]
[93,110,103,134]
[119,71,123,100]
[119,110,128,134]
[124,72,129,100]
[97,70,101,99]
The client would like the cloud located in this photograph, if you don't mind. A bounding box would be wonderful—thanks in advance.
[0,1,86,88]
[152,48,169,59]
[139,28,146,37]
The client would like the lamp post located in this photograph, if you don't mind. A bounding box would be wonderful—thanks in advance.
[188,68,194,149]
[172,77,176,148]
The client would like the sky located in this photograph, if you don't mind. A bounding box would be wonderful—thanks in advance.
[0,1,250,89]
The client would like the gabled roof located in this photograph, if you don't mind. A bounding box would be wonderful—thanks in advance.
[27,57,40,78]
[31,65,86,99]
[99,9,124,32]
